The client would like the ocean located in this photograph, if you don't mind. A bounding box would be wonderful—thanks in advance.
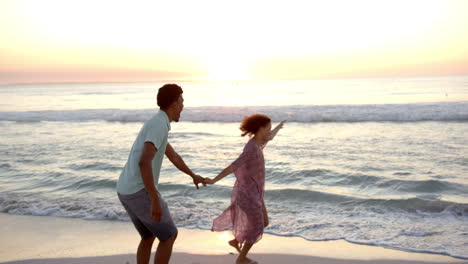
[0,76,467,259]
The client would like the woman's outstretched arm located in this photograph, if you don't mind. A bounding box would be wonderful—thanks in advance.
[262,120,286,149]
[205,165,234,184]
[269,120,286,141]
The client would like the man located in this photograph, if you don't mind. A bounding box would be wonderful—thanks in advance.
[117,84,206,264]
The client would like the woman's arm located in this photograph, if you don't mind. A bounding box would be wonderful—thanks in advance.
[205,165,234,184]
[269,120,286,141]
[262,199,269,227]
[262,120,286,149]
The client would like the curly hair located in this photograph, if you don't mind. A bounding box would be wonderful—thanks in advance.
[240,113,271,137]
[157,84,183,110]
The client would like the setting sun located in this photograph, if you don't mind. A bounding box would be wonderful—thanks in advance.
[203,53,251,81]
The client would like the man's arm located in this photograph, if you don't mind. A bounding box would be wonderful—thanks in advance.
[165,143,206,189]
[139,141,162,221]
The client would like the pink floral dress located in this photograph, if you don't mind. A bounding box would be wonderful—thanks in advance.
[211,139,265,244]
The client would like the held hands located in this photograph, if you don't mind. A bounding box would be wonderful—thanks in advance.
[204,178,216,185]
[192,174,217,189]
[203,165,232,186]
[193,165,234,187]
[192,174,207,189]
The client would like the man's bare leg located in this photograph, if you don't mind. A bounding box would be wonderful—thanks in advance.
[236,243,257,264]
[137,236,155,264]
[154,232,178,264]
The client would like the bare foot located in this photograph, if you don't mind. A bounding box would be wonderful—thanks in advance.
[229,239,241,253]
[235,257,258,264]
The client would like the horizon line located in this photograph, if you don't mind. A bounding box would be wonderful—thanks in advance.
[1,73,468,87]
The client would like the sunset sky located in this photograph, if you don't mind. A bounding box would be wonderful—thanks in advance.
[1,0,467,84]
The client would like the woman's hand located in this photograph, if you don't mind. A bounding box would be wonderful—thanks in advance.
[204,178,216,185]
[277,120,286,129]
[269,120,287,141]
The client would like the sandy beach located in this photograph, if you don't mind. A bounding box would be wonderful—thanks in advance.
[0,213,466,264]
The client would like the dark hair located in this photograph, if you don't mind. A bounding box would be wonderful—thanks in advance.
[240,113,271,137]
[157,84,183,110]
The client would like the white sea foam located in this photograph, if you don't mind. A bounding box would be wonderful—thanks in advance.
[1,188,467,259]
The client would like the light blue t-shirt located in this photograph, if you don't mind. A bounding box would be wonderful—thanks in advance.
[117,110,171,195]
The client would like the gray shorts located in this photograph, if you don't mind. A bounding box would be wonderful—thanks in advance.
[118,188,178,241]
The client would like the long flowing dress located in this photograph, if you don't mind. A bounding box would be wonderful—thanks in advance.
[211,139,265,244]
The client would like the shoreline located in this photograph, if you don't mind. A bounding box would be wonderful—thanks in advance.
[0,213,466,264]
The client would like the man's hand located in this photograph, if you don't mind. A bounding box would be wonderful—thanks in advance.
[150,198,162,222]
[192,174,207,189]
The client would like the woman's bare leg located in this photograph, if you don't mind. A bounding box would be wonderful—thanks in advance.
[236,243,257,264]
[229,238,242,253]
